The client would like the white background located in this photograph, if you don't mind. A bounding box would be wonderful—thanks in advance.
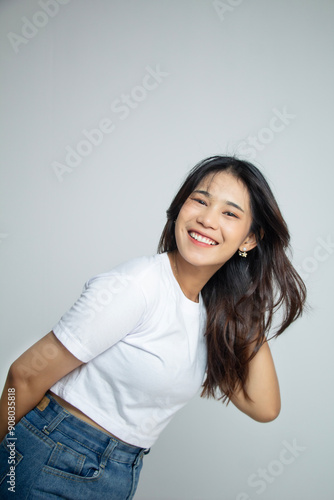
[1,1,333,499]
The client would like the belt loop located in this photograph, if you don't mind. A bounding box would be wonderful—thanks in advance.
[42,410,69,435]
[133,448,148,468]
[99,439,117,469]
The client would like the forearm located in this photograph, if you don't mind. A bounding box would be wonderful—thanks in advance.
[230,341,281,422]
[0,332,84,442]
[0,369,46,442]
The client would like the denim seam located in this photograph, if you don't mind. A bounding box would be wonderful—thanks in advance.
[49,428,105,456]
[25,414,106,457]
[0,440,24,485]
[33,399,145,461]
[20,417,55,448]
[127,452,144,500]
[40,464,104,482]
[42,409,70,434]
[48,442,86,476]
[26,412,143,466]
[108,455,138,465]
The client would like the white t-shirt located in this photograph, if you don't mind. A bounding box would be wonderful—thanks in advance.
[51,252,207,448]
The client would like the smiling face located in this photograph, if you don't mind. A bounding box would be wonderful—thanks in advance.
[174,170,257,273]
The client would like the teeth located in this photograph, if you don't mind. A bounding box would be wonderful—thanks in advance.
[189,232,217,245]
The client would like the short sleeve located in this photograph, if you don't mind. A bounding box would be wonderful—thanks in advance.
[52,270,147,362]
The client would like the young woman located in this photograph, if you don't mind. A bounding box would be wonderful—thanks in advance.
[0,156,306,499]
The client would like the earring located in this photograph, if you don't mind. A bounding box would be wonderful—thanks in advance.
[238,247,247,257]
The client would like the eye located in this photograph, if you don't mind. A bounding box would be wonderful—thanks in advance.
[223,211,238,218]
[191,197,207,206]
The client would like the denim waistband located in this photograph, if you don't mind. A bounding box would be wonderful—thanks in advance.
[25,392,149,465]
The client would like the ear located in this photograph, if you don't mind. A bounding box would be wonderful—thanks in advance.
[239,232,258,252]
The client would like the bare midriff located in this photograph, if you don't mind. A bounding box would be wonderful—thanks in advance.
[48,391,133,447]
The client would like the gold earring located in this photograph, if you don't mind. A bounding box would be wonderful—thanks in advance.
[238,247,247,257]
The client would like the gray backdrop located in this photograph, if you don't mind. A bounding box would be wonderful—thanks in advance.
[1,1,333,499]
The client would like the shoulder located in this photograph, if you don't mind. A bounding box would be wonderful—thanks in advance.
[84,253,167,291]
[110,253,166,278]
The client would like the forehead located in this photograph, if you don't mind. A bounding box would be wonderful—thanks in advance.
[195,171,249,199]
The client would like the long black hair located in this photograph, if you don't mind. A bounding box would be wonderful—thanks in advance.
[158,156,306,402]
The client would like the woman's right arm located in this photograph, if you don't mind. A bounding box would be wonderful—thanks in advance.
[0,331,83,441]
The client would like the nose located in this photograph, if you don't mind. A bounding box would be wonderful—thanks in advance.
[196,207,219,230]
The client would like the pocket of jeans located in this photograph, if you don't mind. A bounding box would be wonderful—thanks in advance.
[45,441,100,478]
[0,437,23,485]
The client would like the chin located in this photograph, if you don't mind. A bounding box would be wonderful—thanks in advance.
[177,246,220,269]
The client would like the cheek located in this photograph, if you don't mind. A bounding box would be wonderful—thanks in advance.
[177,201,197,221]
[217,223,251,246]
[176,208,188,226]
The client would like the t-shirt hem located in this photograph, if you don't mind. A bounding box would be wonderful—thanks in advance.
[50,384,156,449]
[52,322,92,363]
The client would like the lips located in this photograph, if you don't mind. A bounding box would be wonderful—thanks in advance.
[188,230,218,246]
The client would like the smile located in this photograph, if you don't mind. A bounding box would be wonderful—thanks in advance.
[188,231,218,246]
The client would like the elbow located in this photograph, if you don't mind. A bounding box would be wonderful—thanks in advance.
[7,364,18,387]
[254,403,281,423]
[8,361,30,389]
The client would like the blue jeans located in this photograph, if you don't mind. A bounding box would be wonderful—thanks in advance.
[0,393,150,499]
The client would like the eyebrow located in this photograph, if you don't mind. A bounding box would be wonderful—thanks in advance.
[192,190,245,213]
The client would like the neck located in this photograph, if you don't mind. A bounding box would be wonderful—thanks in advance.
[168,250,220,303]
